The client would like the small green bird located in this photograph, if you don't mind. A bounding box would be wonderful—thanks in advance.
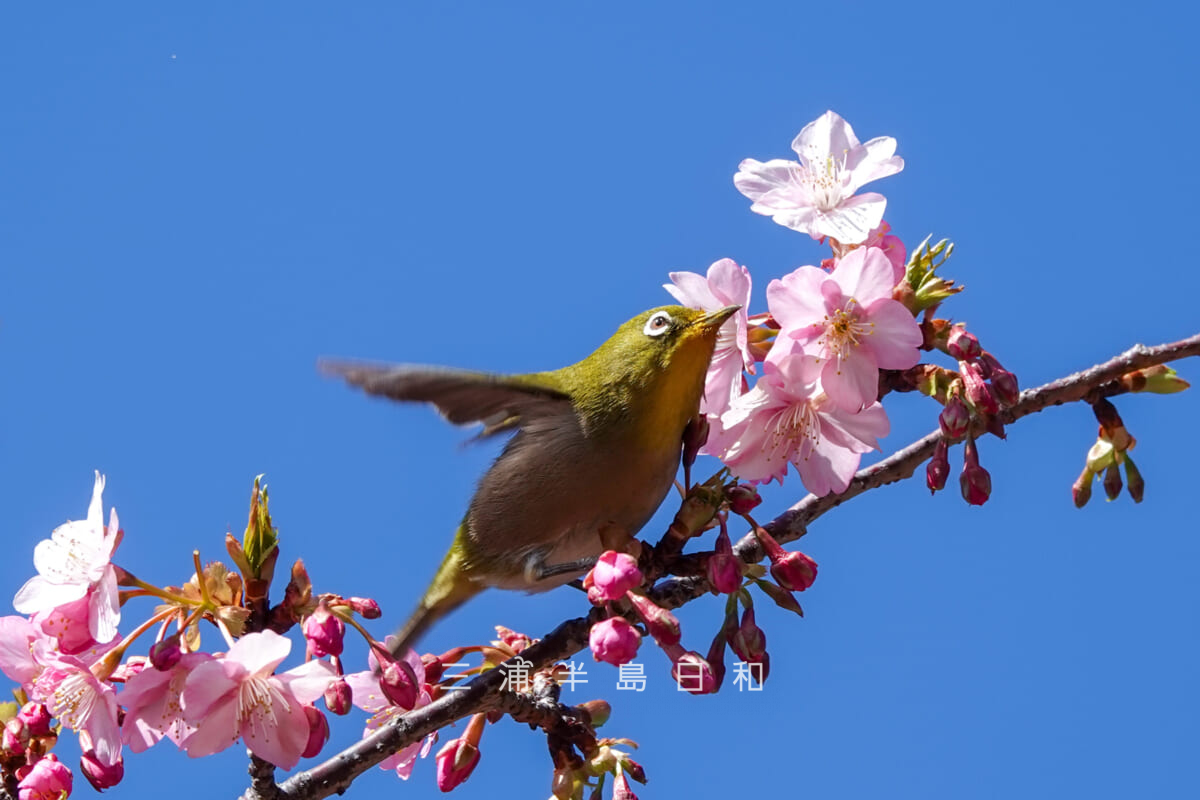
[322,304,738,655]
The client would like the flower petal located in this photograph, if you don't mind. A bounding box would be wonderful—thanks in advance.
[733,158,795,203]
[832,247,896,305]
[241,685,309,769]
[791,110,860,164]
[13,575,86,615]
[810,193,887,245]
[862,299,923,369]
[277,660,336,705]
[664,271,719,309]
[226,630,291,676]
[180,659,238,722]
[821,352,879,413]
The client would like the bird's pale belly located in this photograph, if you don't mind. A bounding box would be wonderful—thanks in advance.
[461,416,681,591]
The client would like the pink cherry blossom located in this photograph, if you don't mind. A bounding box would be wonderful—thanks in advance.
[734,111,904,245]
[343,647,433,779]
[29,644,122,768]
[665,258,755,417]
[179,630,334,769]
[120,652,213,753]
[33,595,97,655]
[709,354,890,495]
[768,247,922,412]
[13,471,122,644]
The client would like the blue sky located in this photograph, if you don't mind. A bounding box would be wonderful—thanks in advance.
[3,2,1198,798]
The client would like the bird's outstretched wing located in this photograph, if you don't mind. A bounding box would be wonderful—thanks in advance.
[319,360,573,437]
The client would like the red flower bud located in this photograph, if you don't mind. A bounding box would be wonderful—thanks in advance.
[436,727,482,792]
[960,437,992,506]
[729,607,767,663]
[378,654,419,709]
[613,769,640,800]
[150,634,184,671]
[726,484,762,515]
[938,396,970,439]
[303,604,346,658]
[769,550,818,592]
[324,677,353,716]
[582,551,643,605]
[346,596,381,619]
[670,650,718,695]
[626,593,681,646]
[17,703,51,738]
[301,705,329,759]
[17,754,72,800]
[947,327,981,361]
[960,362,999,415]
[705,526,742,594]
[927,439,950,493]
[80,750,124,790]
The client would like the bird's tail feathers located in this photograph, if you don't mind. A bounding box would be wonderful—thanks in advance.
[388,533,481,658]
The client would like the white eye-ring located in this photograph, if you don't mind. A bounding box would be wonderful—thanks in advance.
[643,311,673,337]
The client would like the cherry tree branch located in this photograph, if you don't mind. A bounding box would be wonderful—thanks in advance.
[261,333,1200,800]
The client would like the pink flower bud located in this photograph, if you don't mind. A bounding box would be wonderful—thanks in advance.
[588,617,641,666]
[946,327,981,361]
[706,526,742,595]
[726,484,762,515]
[583,552,643,605]
[989,366,1020,407]
[17,754,72,800]
[303,605,346,658]
[493,626,533,653]
[927,439,950,493]
[960,362,999,415]
[4,718,27,755]
[613,769,640,800]
[670,650,718,695]
[626,593,681,647]
[150,634,184,671]
[729,608,767,663]
[435,736,481,792]
[938,396,970,439]
[378,655,419,709]
[769,550,818,592]
[17,703,51,739]
[301,705,329,759]
[346,596,382,619]
[960,437,992,506]
[79,750,124,791]
[324,677,353,716]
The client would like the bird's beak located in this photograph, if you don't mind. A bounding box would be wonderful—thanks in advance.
[698,305,740,331]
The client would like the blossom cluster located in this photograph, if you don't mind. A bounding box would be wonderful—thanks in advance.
[667,110,923,496]
[0,474,449,796]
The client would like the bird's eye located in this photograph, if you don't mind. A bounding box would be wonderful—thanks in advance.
[643,311,673,337]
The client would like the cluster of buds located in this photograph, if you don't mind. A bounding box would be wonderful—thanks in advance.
[585,551,685,669]
[913,322,1018,506]
[1073,399,1141,506]
[1073,370,1189,506]
[552,736,646,800]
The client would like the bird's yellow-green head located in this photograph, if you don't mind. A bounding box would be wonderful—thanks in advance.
[557,305,739,440]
